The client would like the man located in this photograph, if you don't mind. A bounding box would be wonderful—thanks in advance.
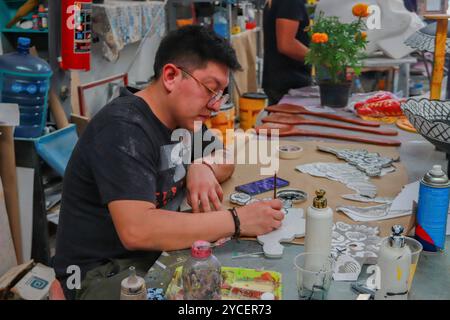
[263,0,311,105]
[53,26,284,300]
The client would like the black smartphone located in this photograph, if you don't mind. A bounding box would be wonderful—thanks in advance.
[235,177,289,196]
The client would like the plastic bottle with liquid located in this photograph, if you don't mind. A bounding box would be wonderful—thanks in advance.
[375,225,411,300]
[0,37,52,137]
[304,189,334,256]
[182,240,222,300]
[38,5,48,30]
[120,266,147,300]
[213,10,229,39]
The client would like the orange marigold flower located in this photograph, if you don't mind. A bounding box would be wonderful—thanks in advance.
[312,33,328,44]
[355,31,367,41]
[352,3,370,17]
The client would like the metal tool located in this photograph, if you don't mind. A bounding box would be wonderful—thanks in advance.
[276,189,308,203]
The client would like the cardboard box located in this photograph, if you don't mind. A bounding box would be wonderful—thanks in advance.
[10,263,55,300]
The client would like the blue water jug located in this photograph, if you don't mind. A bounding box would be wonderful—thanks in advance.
[213,11,229,39]
[0,37,52,138]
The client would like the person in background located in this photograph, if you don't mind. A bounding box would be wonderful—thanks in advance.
[403,0,418,12]
[262,0,312,105]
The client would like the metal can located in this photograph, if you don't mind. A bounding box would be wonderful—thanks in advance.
[415,165,450,252]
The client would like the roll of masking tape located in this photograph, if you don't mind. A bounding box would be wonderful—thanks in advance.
[277,145,303,160]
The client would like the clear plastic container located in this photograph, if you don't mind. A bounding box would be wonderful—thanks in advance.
[213,10,229,39]
[182,240,222,300]
[0,37,52,138]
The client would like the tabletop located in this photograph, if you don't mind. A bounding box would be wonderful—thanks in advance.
[145,103,450,300]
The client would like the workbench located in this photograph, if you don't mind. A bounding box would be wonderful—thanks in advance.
[145,115,450,299]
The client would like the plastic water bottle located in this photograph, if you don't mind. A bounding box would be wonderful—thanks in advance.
[213,11,229,39]
[182,240,222,300]
[0,37,52,138]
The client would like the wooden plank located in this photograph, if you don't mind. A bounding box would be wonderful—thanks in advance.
[0,177,18,277]
[0,126,23,264]
[48,90,70,129]
[430,18,448,100]
[70,113,90,137]
[423,14,450,20]
[70,71,81,115]
[16,167,34,263]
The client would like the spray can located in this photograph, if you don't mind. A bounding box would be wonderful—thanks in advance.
[120,266,147,300]
[415,165,450,252]
[182,240,221,300]
[375,225,411,300]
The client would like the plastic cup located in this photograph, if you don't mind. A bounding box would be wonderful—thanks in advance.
[378,236,423,293]
[294,252,334,300]
[404,237,423,292]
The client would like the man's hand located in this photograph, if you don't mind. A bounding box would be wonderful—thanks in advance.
[186,163,224,213]
[236,199,285,236]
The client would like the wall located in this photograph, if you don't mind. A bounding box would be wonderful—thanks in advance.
[78,33,162,116]
[48,0,165,118]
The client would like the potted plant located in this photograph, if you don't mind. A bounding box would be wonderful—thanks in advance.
[305,3,369,108]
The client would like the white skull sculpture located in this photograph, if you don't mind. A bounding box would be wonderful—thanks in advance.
[315,0,425,59]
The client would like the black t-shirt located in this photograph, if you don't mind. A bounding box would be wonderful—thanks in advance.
[53,87,220,297]
[262,0,312,92]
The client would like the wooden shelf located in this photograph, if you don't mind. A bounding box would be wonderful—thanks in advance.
[1,27,48,34]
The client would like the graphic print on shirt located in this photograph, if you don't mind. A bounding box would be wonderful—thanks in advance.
[155,139,191,210]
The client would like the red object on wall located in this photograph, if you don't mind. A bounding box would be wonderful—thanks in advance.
[60,0,92,71]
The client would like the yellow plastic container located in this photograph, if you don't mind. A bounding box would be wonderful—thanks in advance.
[210,103,235,145]
[239,92,268,130]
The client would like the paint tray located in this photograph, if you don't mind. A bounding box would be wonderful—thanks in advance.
[34,124,78,177]
[165,266,282,300]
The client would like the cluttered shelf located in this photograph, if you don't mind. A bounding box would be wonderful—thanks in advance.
[0,0,49,35]
[1,27,47,33]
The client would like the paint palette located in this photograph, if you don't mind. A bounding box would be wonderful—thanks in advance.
[165,267,282,300]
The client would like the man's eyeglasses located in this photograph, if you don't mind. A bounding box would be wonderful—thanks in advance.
[176,65,229,108]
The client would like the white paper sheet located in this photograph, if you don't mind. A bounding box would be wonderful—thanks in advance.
[0,103,20,127]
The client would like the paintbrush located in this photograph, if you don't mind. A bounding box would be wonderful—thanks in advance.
[273,172,277,200]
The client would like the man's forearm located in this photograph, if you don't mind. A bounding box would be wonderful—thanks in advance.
[121,208,235,251]
[210,162,235,183]
[203,149,235,183]
[280,40,309,62]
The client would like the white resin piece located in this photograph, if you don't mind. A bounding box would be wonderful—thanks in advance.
[257,208,306,258]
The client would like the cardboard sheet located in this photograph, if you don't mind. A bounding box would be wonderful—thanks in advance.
[0,178,18,277]
[221,139,410,243]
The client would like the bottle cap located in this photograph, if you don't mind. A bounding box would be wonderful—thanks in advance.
[121,266,146,295]
[260,292,275,300]
[389,225,405,248]
[18,37,31,47]
[191,240,212,259]
[312,189,327,209]
[423,165,449,186]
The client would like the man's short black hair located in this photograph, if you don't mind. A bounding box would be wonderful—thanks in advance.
[153,25,242,79]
